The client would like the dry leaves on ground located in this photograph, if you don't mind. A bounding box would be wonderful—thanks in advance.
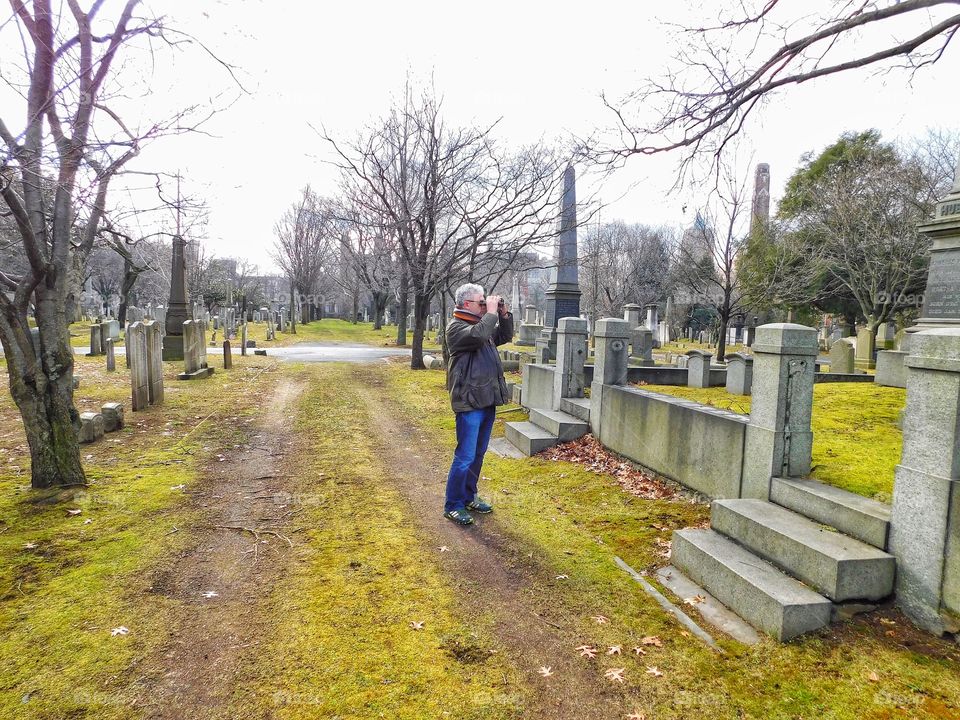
[539,435,678,500]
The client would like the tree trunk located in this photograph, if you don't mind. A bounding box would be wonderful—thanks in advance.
[289,279,297,334]
[410,290,429,370]
[716,316,728,362]
[2,291,85,488]
[396,271,409,346]
[351,289,359,324]
[372,291,386,330]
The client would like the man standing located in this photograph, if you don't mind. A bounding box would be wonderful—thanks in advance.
[442,283,514,525]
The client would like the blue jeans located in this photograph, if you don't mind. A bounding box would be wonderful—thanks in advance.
[445,405,496,512]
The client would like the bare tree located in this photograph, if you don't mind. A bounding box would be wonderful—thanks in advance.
[0,1,187,487]
[325,86,571,368]
[595,1,960,173]
[271,186,334,329]
[672,165,752,361]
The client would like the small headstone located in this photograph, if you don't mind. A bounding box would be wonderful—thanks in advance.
[78,412,104,444]
[105,338,116,372]
[725,353,754,395]
[145,321,164,405]
[101,402,124,432]
[87,325,103,356]
[223,340,233,369]
[128,322,150,411]
[241,323,248,357]
[686,350,712,388]
[829,339,855,374]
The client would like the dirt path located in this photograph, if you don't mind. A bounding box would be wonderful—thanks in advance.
[351,366,625,720]
[141,377,305,719]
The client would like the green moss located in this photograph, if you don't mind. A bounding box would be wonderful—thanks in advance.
[228,365,526,719]
[379,364,959,719]
[639,383,904,500]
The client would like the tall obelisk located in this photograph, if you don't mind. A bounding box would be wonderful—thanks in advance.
[544,164,581,328]
[750,163,771,238]
[162,174,190,360]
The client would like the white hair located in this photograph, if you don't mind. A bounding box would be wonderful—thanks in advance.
[455,282,485,307]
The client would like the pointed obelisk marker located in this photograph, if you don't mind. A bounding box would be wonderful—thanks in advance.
[544,164,582,329]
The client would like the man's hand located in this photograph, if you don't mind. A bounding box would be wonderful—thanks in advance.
[485,294,502,315]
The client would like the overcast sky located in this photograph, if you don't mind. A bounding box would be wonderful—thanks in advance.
[6,1,959,273]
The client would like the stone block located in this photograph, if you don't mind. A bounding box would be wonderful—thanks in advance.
[86,324,103,356]
[223,340,233,369]
[504,421,558,456]
[104,338,116,372]
[553,316,588,402]
[101,402,124,433]
[686,350,712,388]
[671,528,832,641]
[128,322,150,411]
[78,412,104,444]
[593,318,630,386]
[712,499,896,601]
[528,408,588,442]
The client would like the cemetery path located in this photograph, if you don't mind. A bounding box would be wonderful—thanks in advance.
[141,376,306,720]
[351,367,626,720]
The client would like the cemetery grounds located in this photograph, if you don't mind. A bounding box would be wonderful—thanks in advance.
[1,321,959,719]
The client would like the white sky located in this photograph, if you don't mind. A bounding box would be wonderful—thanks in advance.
[5,1,960,273]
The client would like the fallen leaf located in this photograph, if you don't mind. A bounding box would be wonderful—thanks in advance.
[645,666,664,677]
[879,618,896,626]
[439,546,450,553]
[409,621,425,630]
[538,666,554,677]
[607,645,622,656]
[640,636,663,647]
[632,646,647,656]
[683,594,706,606]
[679,630,691,638]
[23,542,37,550]
[604,667,626,683]
[202,590,219,599]
[66,509,82,516]
[576,645,597,658]
[170,484,186,491]
[555,574,569,580]
[111,626,129,636]
[626,712,647,720]
[83,519,92,525]
[868,671,880,682]
[591,615,609,625]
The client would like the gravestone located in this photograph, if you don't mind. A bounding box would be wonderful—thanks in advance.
[829,339,855,374]
[78,412,104,444]
[223,340,233,369]
[101,319,120,341]
[145,321,164,405]
[645,303,659,334]
[241,323,248,357]
[544,165,581,328]
[128,322,150,411]
[105,338,116,372]
[855,326,876,370]
[178,319,214,380]
[630,327,654,366]
[875,349,908,388]
[686,349,712,388]
[101,402,124,432]
[623,303,642,328]
[517,305,543,346]
[553,317,588,401]
[588,318,630,437]
[86,325,104,356]
[725,353,754,395]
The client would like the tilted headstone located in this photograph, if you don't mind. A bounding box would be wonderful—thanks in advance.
[686,350,712,388]
[145,321,164,405]
[725,352,754,395]
[128,322,150,411]
[178,319,213,380]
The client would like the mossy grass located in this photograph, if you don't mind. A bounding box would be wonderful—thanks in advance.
[380,364,959,719]
[238,318,443,351]
[227,363,526,719]
[639,383,904,500]
[0,351,276,717]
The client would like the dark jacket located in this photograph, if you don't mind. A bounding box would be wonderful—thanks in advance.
[444,310,514,413]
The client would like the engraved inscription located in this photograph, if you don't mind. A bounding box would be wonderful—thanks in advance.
[921,250,960,319]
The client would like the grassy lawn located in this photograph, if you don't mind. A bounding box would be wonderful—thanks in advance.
[382,364,960,719]
[0,351,275,718]
[638,383,905,501]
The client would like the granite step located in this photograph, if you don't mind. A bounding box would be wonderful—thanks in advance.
[528,408,589,441]
[504,421,558,456]
[770,477,891,550]
[558,396,591,423]
[671,528,832,641]
[712,499,895,602]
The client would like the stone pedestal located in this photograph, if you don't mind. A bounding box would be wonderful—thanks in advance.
[128,322,150,411]
[223,340,233,369]
[553,317,588,404]
[725,353,754,395]
[589,318,631,438]
[623,303,642,328]
[889,328,960,635]
[101,403,123,432]
[741,323,818,500]
[686,350,712,388]
[105,338,115,372]
[855,326,876,371]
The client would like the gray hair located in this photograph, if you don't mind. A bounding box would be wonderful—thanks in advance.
[454,282,485,308]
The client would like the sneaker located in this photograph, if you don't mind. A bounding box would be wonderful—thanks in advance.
[444,508,474,525]
[467,498,493,514]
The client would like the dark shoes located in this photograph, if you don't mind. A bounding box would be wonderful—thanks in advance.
[467,498,493,514]
[444,508,474,525]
